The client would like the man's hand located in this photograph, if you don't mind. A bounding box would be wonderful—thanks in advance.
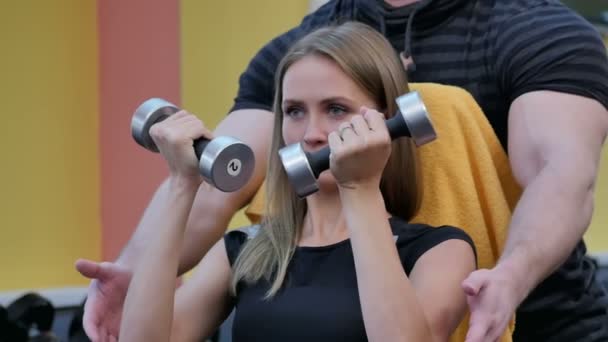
[75,259,132,341]
[462,267,521,342]
[460,91,608,342]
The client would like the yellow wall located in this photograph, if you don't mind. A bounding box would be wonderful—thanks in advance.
[0,2,100,290]
[585,148,608,253]
[180,0,310,228]
[585,36,608,253]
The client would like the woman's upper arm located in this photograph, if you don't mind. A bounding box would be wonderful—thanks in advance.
[408,239,476,341]
[171,238,235,342]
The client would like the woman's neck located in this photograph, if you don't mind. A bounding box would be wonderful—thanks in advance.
[300,191,349,247]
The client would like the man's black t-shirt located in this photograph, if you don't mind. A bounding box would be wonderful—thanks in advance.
[231,0,608,150]
[224,218,476,341]
[229,0,608,340]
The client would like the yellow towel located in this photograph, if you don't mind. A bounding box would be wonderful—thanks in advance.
[245,83,521,342]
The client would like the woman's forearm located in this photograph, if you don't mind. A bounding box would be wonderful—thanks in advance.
[340,186,434,341]
[120,177,200,342]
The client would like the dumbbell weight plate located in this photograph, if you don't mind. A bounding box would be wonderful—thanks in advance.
[278,143,318,198]
[200,135,255,192]
[131,98,179,152]
[395,91,436,147]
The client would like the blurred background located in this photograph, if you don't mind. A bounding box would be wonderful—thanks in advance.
[0,0,606,338]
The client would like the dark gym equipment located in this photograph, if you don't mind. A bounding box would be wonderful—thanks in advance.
[7,293,55,333]
[0,293,57,342]
[278,91,436,197]
[131,98,255,192]
[0,304,28,342]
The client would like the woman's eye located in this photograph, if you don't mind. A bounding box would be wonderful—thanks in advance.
[328,105,348,117]
[284,107,304,118]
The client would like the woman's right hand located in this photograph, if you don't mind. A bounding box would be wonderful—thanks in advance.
[149,110,213,183]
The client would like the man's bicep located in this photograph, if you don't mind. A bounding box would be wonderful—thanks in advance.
[193,108,274,212]
[508,91,608,187]
[179,109,274,272]
[215,109,274,146]
[214,108,274,204]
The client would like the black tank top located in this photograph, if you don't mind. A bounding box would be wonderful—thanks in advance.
[224,217,475,341]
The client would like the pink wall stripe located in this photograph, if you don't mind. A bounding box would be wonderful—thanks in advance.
[98,0,181,260]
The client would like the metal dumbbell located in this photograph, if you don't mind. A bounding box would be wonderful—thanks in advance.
[278,91,436,197]
[131,98,255,192]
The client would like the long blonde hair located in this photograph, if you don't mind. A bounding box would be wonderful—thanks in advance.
[231,22,422,298]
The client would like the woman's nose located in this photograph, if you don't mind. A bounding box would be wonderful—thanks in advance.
[303,115,328,149]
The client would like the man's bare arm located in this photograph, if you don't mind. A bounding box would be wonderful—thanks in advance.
[499,90,608,300]
[117,108,274,274]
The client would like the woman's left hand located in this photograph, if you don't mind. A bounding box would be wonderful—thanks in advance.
[328,107,391,190]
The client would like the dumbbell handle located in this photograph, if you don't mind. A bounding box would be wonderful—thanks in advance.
[307,113,410,177]
[193,139,209,160]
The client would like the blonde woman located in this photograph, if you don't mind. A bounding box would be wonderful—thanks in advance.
[118,22,476,342]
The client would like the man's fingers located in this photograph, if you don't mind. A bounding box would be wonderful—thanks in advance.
[465,320,490,342]
[77,260,119,282]
[487,318,510,342]
[75,259,103,279]
[82,301,100,341]
[100,325,108,342]
[462,269,489,296]
[83,322,100,342]
[88,318,102,342]
[466,290,493,342]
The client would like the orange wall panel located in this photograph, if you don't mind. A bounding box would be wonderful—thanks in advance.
[98,0,181,260]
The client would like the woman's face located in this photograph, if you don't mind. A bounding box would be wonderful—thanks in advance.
[281,54,378,191]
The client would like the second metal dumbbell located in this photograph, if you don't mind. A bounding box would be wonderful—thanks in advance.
[278,91,436,197]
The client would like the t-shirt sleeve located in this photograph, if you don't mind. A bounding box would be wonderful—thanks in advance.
[228,2,336,114]
[395,223,477,275]
[229,27,306,114]
[495,4,608,110]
